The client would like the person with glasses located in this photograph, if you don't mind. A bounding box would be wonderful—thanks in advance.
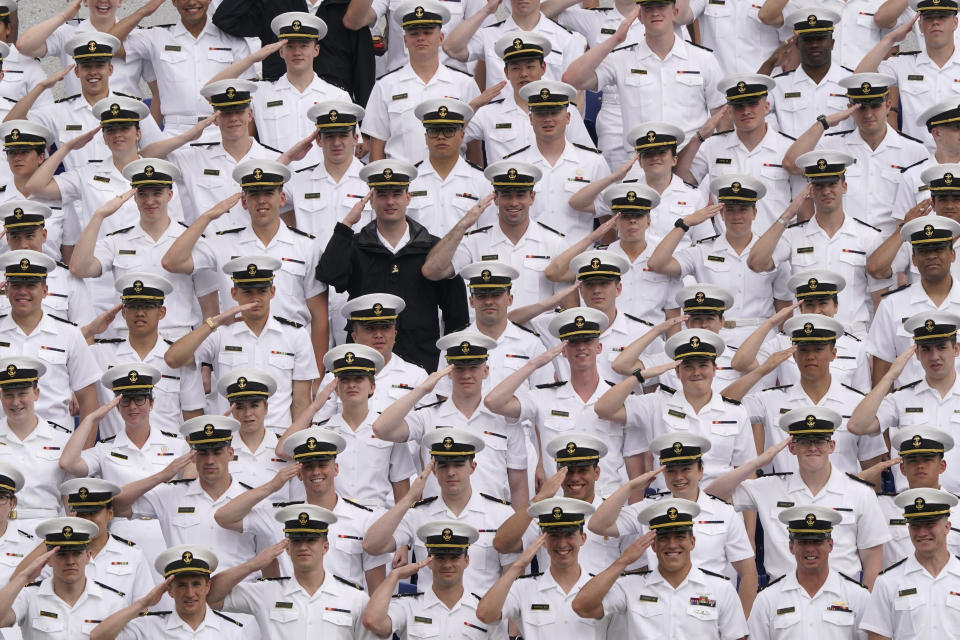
[405,97,491,238]
[705,407,889,589]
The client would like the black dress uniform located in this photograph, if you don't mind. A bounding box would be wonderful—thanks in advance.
[211,0,377,106]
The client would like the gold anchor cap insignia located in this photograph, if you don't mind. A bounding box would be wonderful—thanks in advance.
[513,38,523,49]
[667,507,678,520]
[12,208,21,219]
[5,365,14,377]
[292,19,301,30]
[442,436,454,449]
[328,109,338,121]
[306,437,318,450]
[128,370,138,383]
[817,158,827,170]
[540,87,550,100]
[574,315,585,328]
[373,303,384,315]
[807,14,817,25]
[226,86,236,99]
[806,414,816,427]
[88,40,98,52]
[247,264,258,276]
[805,513,816,526]
[344,352,355,363]
[144,165,154,177]
[110,103,120,116]
[925,224,935,237]
[566,442,576,454]
[695,291,705,303]
[203,424,215,436]
[808,278,818,289]
[298,512,309,525]
[62,526,73,538]
[803,322,814,335]
[915,497,926,510]
[442,527,453,540]
[383,168,393,180]
[460,341,471,354]
[590,257,601,270]
[481,269,491,281]
[438,105,448,118]
[78,487,88,500]
[507,168,518,180]
[861,82,871,94]
[736,81,746,93]
[414,6,424,16]
[182,551,193,564]
[673,442,683,454]
[690,336,700,349]
[252,167,263,180]
[552,507,563,520]
[646,130,656,142]
[19,258,29,270]
[913,435,923,447]
[9,129,18,140]
[926,319,936,332]
[237,376,247,389]
[627,190,637,201]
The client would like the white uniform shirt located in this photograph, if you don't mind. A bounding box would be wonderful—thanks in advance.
[229,431,288,494]
[893,156,934,221]
[223,572,371,640]
[769,63,851,140]
[783,0,890,70]
[601,240,682,332]
[287,157,373,247]
[689,0,780,75]
[596,173,713,244]
[11,578,125,640]
[467,14,587,90]
[381,0,488,72]
[503,569,610,639]
[404,397,527,501]
[0,46,53,114]
[314,353,428,421]
[406,156,493,237]
[689,127,798,233]
[769,215,887,330]
[94,220,221,335]
[618,490,754,578]
[595,36,725,154]
[388,587,508,639]
[880,48,960,151]
[75,535,157,607]
[132,476,260,569]
[362,64,480,166]
[624,387,756,485]
[124,21,254,125]
[394,491,516,593]
[747,569,870,640]
[590,309,662,386]
[0,263,93,328]
[513,141,611,240]
[879,493,960,568]
[91,337,205,439]
[0,419,68,518]
[821,126,931,236]
[464,91,595,165]
[319,412,417,507]
[755,330,873,393]
[861,553,960,640]
[867,280,960,387]
[450,220,562,307]
[744,378,887,475]
[46,19,151,98]
[116,606,259,640]
[81,427,190,485]
[732,467,890,579]
[0,526,38,584]
[195,317,319,430]
[0,313,101,429]
[601,565,748,640]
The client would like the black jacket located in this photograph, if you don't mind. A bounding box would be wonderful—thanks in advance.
[317,217,469,371]
[212,0,376,106]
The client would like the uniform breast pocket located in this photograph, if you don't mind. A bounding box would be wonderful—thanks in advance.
[408,621,441,637]
[322,608,354,627]
[893,594,922,636]
[624,71,652,87]
[628,599,664,619]
[268,607,299,624]
[387,99,414,132]
[43,293,69,313]
[218,349,246,368]
[686,604,719,623]
[105,561,133,576]
[470,533,503,573]
[198,172,224,190]
[566,179,590,193]
[207,48,233,64]
[676,73,704,88]
[37,347,67,366]
[823,608,855,627]
[777,95,805,112]
[760,164,789,184]
[31,616,64,633]
[945,593,960,621]
[480,430,508,455]
[838,249,867,268]
[662,410,690,432]
[791,247,817,268]
[703,0,731,16]
[543,414,575,434]
[0,551,22,568]
[702,256,731,273]
[834,508,856,527]
[906,78,931,95]
[268,350,295,371]
[172,512,200,529]
[113,251,141,270]
[773,609,801,629]
[259,104,286,121]
[489,124,517,143]
[695,521,726,537]
[159,50,188,71]
[280,258,307,278]
[523,255,549,272]
[155,374,181,396]
[332,533,363,557]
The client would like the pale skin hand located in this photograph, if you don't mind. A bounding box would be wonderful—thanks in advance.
[618,531,657,566]
[825,104,860,128]
[683,203,724,227]
[202,193,243,222]
[267,463,302,493]
[419,365,454,393]
[64,125,102,151]
[529,343,565,370]
[137,577,173,609]
[279,131,319,165]
[82,303,123,341]
[626,465,665,491]
[470,80,508,111]
[698,105,731,139]
[886,344,917,380]
[610,155,638,181]
[857,457,902,492]
[343,190,372,227]
[19,546,58,582]
[756,437,792,468]
[779,184,813,223]
[405,462,435,505]
[760,345,797,374]
[458,193,496,229]
[181,115,217,143]
[40,64,75,91]
[94,189,136,219]
[392,557,431,581]
[211,303,257,328]
[902,198,933,225]
[89,396,122,422]
[509,533,546,570]
[532,467,567,503]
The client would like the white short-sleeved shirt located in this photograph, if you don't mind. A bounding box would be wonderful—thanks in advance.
[747,569,869,640]
[286,157,373,247]
[314,353,428,422]
[195,317,320,430]
[388,587,508,639]
[744,377,887,476]
[600,240,682,331]
[81,427,189,486]
[595,36,725,154]
[769,62,851,140]
[406,156,493,238]
[0,263,93,328]
[512,141,611,240]
[880,493,960,568]
[755,330,873,394]
[893,156,934,222]
[362,64,480,166]
[0,46,53,115]
[782,0,887,70]
[623,388,756,485]
[689,0,780,75]
[223,571,370,640]
[12,578,125,640]
[732,467,890,579]
[596,172,713,244]
[229,431,288,496]
[601,566,748,639]
[0,313,101,428]
[318,412,417,507]
[879,48,960,151]
[861,553,960,640]
[0,419,68,516]
[116,606,259,640]
[0,526,39,584]
[503,569,610,639]
[46,19,151,98]
[380,0,489,72]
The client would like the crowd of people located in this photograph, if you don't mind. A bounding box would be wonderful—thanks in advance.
[0,0,958,637]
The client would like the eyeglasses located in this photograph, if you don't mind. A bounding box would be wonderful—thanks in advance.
[792,437,832,449]
[425,127,460,139]
[119,396,149,407]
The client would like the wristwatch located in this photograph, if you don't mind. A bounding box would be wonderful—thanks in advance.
[817,114,829,131]
[632,367,645,384]
[204,317,217,331]
[674,218,690,232]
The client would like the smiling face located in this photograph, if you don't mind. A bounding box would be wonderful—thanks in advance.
[788,436,835,472]
[731,98,768,135]
[652,530,694,573]
[168,574,211,618]
[215,107,252,142]
[663,461,703,498]
[299,458,338,496]
[561,337,601,373]
[172,0,211,27]
[677,358,715,395]
[371,188,410,223]
[639,1,678,36]
[134,186,172,220]
[450,363,487,396]
[797,33,833,68]
[720,203,756,239]
[102,124,139,154]
[241,187,284,227]
[87,0,122,21]
[5,280,46,316]
[789,536,833,571]
[428,551,469,588]
[560,463,599,501]
[494,189,535,226]
[639,148,677,182]
[544,529,585,569]
[117,394,153,428]
[504,58,545,91]
[0,385,38,421]
[908,517,950,556]
[75,60,112,94]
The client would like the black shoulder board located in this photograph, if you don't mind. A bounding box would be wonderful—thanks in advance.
[758,574,785,591]
[24,580,41,587]
[160,430,179,438]
[535,380,568,389]
[777,130,797,141]
[706,492,732,505]
[343,497,374,512]
[689,41,713,52]
[894,50,921,56]
[272,500,305,508]
[761,383,793,392]
[48,421,71,433]
[444,64,473,76]
[845,471,875,488]
[824,129,854,137]
[772,69,793,78]
[881,283,911,298]
[273,315,303,328]
[55,93,81,103]
[897,130,925,144]
[312,418,331,426]
[239,482,254,490]
[471,592,483,600]
[414,397,447,410]
[536,220,565,237]
[138,611,172,617]
[392,591,424,597]
[756,470,793,478]
[17,528,34,539]
[699,567,730,580]
[900,158,926,173]
[659,384,677,394]
[853,217,881,232]
[111,533,136,546]
[619,568,651,577]
[843,331,862,343]
[511,320,540,336]
[376,66,403,80]
[56,261,69,270]
[488,98,505,105]
[48,314,77,326]
[100,434,117,443]
[839,572,867,589]
[94,580,126,597]
[189,141,219,147]
[714,128,734,136]
[112,91,143,101]
[259,143,282,154]
[163,338,174,346]
[502,145,530,159]
[413,160,424,168]
[721,395,741,405]
[488,19,506,27]
[623,313,653,327]
[466,160,484,171]
[294,162,321,174]
[610,42,637,53]
[212,610,243,626]
[105,225,134,237]
[168,478,196,484]
[572,142,602,154]
[547,16,573,32]
[880,557,907,574]
[257,576,291,581]
[840,65,855,73]
[840,383,866,396]
[517,571,543,579]
[286,225,315,239]
[93,337,125,344]
[334,574,364,590]
[894,379,922,392]
[786,219,808,228]
[412,495,439,508]
[480,492,510,505]
[696,233,720,245]
[176,220,205,237]
[216,227,245,235]
[464,225,493,237]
